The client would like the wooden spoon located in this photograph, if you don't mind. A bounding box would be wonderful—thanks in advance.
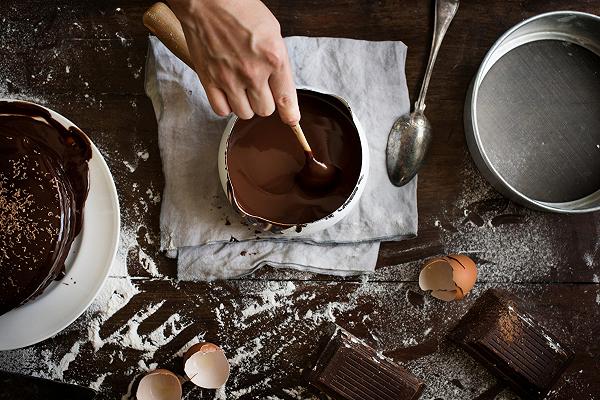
[290,124,339,190]
[143,2,339,190]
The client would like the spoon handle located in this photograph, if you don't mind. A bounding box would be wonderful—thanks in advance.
[290,124,313,153]
[414,0,459,113]
[143,2,194,69]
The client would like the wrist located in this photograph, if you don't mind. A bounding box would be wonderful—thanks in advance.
[167,0,213,19]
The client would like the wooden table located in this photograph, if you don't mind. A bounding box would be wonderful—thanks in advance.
[1,1,599,399]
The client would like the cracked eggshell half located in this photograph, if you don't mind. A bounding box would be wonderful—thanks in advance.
[419,255,477,301]
[183,342,230,389]
[136,369,183,400]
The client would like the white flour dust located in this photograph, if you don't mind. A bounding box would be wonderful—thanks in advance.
[432,158,565,283]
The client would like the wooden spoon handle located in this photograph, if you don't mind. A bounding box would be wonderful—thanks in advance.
[143,2,194,69]
[290,124,312,153]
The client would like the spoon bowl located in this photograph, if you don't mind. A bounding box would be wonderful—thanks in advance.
[290,123,340,191]
[386,0,458,186]
[297,151,341,192]
[386,112,432,186]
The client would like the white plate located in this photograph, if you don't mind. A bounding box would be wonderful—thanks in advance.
[0,100,120,350]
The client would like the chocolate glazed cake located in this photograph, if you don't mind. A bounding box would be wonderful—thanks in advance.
[0,101,91,316]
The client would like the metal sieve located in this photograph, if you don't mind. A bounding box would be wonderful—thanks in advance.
[465,11,600,213]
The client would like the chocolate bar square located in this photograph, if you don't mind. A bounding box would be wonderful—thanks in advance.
[449,289,573,399]
[308,326,424,400]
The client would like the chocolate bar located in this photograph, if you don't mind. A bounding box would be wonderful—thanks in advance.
[449,289,573,399]
[308,326,424,400]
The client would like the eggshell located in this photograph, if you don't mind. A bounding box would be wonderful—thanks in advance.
[418,255,477,301]
[136,369,182,400]
[418,259,456,300]
[445,255,477,298]
[183,342,230,389]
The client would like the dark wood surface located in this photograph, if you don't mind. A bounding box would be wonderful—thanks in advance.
[1,1,599,399]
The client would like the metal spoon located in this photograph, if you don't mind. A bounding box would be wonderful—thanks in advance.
[386,0,459,187]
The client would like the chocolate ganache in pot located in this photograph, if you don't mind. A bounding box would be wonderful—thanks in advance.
[226,90,362,228]
[0,101,91,316]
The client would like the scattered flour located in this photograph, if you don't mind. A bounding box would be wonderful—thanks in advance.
[174,332,208,358]
[146,188,161,205]
[229,377,272,398]
[213,386,227,400]
[281,386,314,399]
[115,32,128,46]
[89,373,110,391]
[406,344,498,399]
[432,158,569,283]
[137,151,149,161]
[229,337,264,367]
[38,341,81,381]
[584,253,594,267]
[122,160,136,173]
[240,282,296,319]
[139,248,160,277]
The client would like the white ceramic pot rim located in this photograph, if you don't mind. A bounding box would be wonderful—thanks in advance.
[217,86,370,236]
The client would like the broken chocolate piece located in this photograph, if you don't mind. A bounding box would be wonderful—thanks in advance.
[309,326,424,400]
[449,289,573,399]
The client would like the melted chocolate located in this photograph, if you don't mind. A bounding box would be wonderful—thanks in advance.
[0,101,91,316]
[227,90,362,227]
[297,150,340,191]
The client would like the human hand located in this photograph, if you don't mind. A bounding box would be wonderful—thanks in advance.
[169,0,300,125]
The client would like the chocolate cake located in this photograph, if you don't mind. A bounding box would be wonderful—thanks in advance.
[0,101,91,316]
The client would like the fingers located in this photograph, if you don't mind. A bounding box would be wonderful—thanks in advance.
[269,54,300,126]
[226,89,254,120]
[247,83,276,117]
[200,70,254,120]
[204,77,292,122]
[204,85,231,117]
[192,40,295,122]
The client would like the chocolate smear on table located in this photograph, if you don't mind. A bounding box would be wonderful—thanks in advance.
[0,101,91,316]
[449,289,573,399]
[308,325,424,400]
[226,90,362,231]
